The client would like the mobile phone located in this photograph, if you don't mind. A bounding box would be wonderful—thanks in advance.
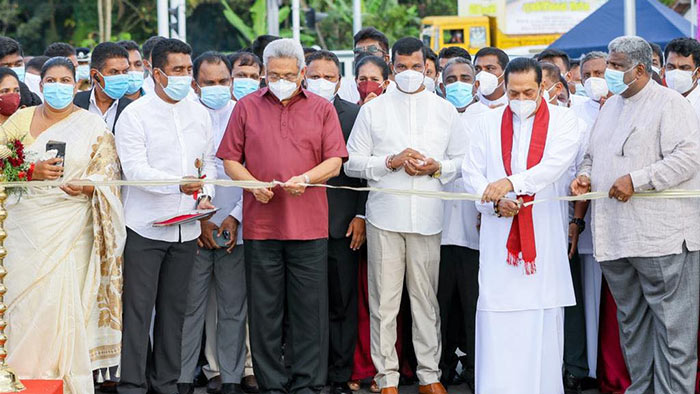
[212,230,231,248]
[46,140,66,169]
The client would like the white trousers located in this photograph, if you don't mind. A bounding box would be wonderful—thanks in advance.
[476,308,565,394]
[581,253,602,378]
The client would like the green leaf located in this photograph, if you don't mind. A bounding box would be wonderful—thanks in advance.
[278,6,290,24]
[221,0,255,42]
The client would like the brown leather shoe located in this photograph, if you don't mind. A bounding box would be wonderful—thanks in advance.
[418,382,447,394]
[380,387,398,394]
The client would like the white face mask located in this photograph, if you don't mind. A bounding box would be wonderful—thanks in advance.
[268,78,298,101]
[542,84,558,104]
[583,77,609,101]
[509,90,539,119]
[652,66,661,75]
[306,78,338,101]
[394,70,425,94]
[423,77,437,93]
[665,68,697,95]
[476,71,500,96]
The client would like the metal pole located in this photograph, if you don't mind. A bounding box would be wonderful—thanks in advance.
[177,0,186,42]
[692,0,697,39]
[353,0,362,34]
[624,0,636,36]
[292,0,300,42]
[157,0,169,38]
[267,0,279,36]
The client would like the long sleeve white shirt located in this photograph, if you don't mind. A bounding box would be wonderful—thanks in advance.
[462,103,578,311]
[441,103,489,249]
[344,89,465,235]
[115,92,217,243]
[205,99,243,246]
[570,98,601,255]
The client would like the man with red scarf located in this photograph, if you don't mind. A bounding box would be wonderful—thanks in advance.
[462,57,579,394]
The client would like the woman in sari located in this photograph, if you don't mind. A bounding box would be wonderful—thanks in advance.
[2,57,126,394]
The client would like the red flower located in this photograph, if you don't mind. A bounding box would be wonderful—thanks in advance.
[17,171,25,179]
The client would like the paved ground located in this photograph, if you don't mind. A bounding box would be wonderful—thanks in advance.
[187,384,603,394]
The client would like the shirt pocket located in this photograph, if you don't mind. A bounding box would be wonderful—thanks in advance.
[618,125,654,159]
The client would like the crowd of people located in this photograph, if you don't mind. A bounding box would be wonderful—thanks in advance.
[1,23,700,394]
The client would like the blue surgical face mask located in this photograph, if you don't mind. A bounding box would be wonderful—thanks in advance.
[199,84,232,110]
[233,78,260,100]
[76,65,90,81]
[126,71,145,95]
[98,72,130,100]
[605,66,637,96]
[157,68,192,101]
[574,83,586,96]
[43,82,75,110]
[10,66,25,82]
[445,81,474,109]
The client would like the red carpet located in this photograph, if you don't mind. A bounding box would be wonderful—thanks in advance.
[0,380,62,394]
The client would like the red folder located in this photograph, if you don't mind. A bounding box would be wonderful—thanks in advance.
[152,209,219,227]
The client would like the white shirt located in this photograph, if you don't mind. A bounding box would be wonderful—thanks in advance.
[115,92,217,243]
[686,84,700,120]
[88,88,119,131]
[477,92,509,109]
[205,99,243,246]
[345,89,465,236]
[24,72,43,100]
[441,103,489,249]
[142,75,155,97]
[462,103,578,311]
[569,93,588,107]
[571,98,601,255]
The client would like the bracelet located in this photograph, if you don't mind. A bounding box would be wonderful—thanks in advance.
[27,163,35,181]
[494,199,502,217]
[386,155,398,172]
[570,218,585,234]
[303,174,310,184]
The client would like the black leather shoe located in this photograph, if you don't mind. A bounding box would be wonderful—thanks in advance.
[241,375,259,393]
[177,383,194,394]
[222,383,243,394]
[207,376,223,394]
[331,382,352,394]
[563,371,598,393]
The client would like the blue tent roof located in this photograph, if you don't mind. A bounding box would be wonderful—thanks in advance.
[548,0,693,59]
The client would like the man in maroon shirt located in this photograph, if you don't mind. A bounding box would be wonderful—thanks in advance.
[217,38,348,394]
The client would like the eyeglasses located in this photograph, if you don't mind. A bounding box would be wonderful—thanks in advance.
[353,45,386,56]
[267,72,300,82]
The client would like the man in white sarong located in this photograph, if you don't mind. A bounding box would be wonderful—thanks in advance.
[462,57,578,394]
[569,50,609,381]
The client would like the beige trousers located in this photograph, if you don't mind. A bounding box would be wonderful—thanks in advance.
[366,223,442,388]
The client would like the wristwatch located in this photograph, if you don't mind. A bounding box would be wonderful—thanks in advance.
[570,218,585,234]
[431,161,443,179]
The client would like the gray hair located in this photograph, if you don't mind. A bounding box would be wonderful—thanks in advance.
[262,38,305,71]
[580,51,607,73]
[608,36,652,73]
[442,57,474,83]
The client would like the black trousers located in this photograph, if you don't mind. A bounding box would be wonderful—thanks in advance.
[118,229,196,394]
[327,237,359,383]
[436,245,479,386]
[564,250,589,378]
[245,239,329,394]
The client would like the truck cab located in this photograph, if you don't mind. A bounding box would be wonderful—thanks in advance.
[421,16,490,55]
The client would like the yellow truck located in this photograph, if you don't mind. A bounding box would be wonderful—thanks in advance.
[421,15,561,55]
